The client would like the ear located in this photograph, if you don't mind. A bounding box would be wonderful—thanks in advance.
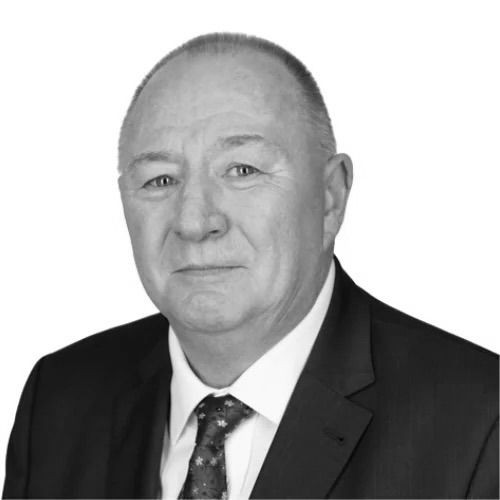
[323,153,353,251]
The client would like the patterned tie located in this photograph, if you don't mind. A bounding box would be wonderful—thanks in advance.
[178,394,254,500]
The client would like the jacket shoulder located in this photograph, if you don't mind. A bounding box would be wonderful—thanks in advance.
[367,292,498,396]
[49,313,168,358]
[39,313,169,390]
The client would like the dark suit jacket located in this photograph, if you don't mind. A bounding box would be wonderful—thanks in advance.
[3,260,499,498]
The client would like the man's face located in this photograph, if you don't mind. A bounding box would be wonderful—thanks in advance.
[119,51,332,337]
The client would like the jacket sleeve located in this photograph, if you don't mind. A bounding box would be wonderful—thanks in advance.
[2,358,44,499]
[466,416,499,500]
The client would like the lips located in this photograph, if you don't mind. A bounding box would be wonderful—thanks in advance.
[175,264,243,273]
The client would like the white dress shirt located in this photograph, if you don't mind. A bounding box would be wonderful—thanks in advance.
[160,262,335,499]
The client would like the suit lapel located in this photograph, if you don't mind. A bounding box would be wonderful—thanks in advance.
[251,258,376,499]
[107,334,171,498]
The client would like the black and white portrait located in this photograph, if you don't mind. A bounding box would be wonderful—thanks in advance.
[1,2,498,498]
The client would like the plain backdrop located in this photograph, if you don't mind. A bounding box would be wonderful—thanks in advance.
[1,0,499,486]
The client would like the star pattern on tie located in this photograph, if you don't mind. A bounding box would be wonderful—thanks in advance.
[178,394,254,499]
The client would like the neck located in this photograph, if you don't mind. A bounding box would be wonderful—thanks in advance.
[171,260,331,388]
[176,327,280,388]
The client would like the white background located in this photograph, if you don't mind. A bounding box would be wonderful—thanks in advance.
[0,0,499,486]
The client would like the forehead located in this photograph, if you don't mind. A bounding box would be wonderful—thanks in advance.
[120,51,313,166]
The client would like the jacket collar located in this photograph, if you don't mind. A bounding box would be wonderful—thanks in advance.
[306,256,375,396]
[107,318,171,498]
[250,257,375,498]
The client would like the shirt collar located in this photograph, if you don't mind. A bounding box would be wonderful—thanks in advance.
[168,261,335,444]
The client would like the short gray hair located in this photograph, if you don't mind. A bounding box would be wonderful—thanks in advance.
[119,32,336,167]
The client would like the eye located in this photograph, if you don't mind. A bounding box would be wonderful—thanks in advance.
[143,175,178,189]
[226,164,261,177]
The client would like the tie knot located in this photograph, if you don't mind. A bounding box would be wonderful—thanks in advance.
[194,394,253,447]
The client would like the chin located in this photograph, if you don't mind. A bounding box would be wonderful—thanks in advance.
[165,290,248,333]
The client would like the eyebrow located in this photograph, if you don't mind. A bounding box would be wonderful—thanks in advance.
[216,134,266,149]
[127,150,180,171]
[214,134,288,160]
[126,134,283,172]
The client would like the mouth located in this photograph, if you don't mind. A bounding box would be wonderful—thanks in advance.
[175,264,243,276]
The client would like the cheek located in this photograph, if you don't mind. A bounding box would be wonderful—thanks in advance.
[237,190,303,274]
[294,174,325,242]
[249,183,324,272]
[123,199,172,260]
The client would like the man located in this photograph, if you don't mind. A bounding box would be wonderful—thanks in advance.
[3,33,498,499]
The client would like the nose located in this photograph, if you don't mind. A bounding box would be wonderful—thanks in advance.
[173,178,228,242]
